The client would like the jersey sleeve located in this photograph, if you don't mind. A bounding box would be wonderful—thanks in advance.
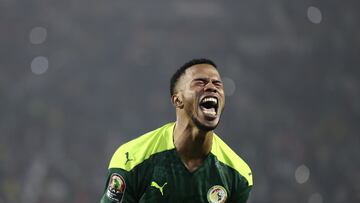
[229,175,253,203]
[100,168,137,203]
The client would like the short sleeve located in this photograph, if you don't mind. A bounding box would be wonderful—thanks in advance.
[100,168,137,203]
[229,175,253,203]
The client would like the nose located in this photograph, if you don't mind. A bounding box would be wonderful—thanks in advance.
[204,82,217,93]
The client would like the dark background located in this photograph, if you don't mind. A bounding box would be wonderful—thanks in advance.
[1,0,359,203]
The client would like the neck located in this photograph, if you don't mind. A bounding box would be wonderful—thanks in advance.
[173,119,213,172]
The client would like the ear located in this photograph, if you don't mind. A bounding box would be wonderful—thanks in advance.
[171,94,184,109]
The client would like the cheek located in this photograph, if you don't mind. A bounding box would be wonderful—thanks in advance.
[183,91,196,101]
[220,96,225,111]
[183,93,198,109]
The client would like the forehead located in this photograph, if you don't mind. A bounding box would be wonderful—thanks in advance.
[183,64,220,81]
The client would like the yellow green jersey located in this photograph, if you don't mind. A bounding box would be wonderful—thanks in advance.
[100,122,253,203]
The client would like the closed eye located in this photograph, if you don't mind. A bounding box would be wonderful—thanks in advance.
[192,78,223,88]
[192,79,207,86]
[213,80,223,87]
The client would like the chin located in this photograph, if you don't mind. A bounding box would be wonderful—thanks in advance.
[192,116,219,132]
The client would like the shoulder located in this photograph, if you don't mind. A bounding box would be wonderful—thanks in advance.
[211,134,253,186]
[108,122,175,171]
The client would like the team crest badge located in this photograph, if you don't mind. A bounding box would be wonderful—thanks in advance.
[106,173,126,202]
[207,185,227,203]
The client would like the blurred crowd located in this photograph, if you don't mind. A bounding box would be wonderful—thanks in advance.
[1,0,359,203]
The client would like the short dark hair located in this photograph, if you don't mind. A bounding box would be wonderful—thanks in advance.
[170,58,217,96]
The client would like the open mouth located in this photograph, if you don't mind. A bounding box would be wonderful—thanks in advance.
[199,96,218,117]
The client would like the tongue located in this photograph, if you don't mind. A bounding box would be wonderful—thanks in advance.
[202,107,216,115]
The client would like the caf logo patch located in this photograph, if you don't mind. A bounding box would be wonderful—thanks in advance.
[207,185,227,203]
[106,173,126,202]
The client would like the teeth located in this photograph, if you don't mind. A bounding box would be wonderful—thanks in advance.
[202,97,217,104]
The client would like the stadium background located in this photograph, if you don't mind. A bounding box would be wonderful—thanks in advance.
[1,0,359,203]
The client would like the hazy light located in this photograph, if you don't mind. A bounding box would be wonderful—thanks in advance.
[29,27,47,44]
[47,179,68,201]
[309,192,323,203]
[31,56,49,75]
[307,6,322,24]
[222,77,236,96]
[295,164,310,184]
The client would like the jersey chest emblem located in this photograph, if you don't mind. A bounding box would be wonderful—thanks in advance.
[207,185,227,203]
[106,173,126,202]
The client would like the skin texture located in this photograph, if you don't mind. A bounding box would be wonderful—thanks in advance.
[171,64,225,172]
